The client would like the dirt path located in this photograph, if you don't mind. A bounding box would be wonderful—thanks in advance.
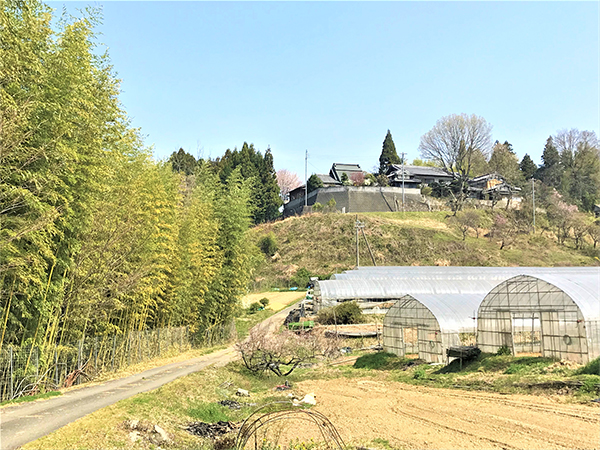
[296,377,600,450]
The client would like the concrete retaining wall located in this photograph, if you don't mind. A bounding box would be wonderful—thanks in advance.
[283,186,431,217]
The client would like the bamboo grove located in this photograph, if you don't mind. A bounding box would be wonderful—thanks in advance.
[0,0,258,349]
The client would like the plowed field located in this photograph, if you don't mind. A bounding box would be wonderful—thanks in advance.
[295,377,600,449]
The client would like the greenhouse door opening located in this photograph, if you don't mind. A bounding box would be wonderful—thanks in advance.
[403,327,418,357]
[511,313,541,356]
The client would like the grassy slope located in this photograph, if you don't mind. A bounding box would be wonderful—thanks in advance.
[249,211,599,288]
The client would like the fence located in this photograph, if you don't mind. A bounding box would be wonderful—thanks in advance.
[0,326,193,402]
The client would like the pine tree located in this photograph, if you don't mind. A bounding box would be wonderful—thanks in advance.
[378,130,401,175]
[538,137,563,188]
[519,154,537,180]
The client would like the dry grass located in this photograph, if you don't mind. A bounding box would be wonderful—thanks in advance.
[249,211,599,288]
[241,291,305,310]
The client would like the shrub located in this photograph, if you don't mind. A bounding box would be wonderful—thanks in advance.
[413,366,427,380]
[496,346,512,356]
[291,267,312,288]
[421,185,432,196]
[325,198,337,212]
[577,356,600,375]
[248,302,262,314]
[317,301,364,325]
[259,297,270,307]
[258,233,278,257]
[312,202,323,212]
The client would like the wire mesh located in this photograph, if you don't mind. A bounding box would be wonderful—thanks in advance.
[0,325,198,401]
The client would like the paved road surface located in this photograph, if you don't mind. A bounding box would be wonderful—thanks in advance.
[0,304,296,450]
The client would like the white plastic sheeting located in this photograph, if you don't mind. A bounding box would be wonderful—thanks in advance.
[478,273,600,363]
[316,266,599,363]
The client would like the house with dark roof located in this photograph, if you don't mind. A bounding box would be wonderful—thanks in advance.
[385,164,454,188]
[329,163,364,183]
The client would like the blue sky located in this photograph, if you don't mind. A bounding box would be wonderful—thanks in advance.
[52,1,599,179]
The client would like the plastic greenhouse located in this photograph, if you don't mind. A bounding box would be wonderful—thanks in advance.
[314,266,599,363]
[382,292,484,363]
[477,273,600,363]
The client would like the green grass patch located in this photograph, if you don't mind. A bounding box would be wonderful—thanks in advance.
[186,402,232,422]
[0,390,61,406]
[353,352,414,370]
[576,356,600,375]
[235,308,275,339]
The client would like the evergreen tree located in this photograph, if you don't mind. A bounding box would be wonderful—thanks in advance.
[519,154,537,180]
[378,130,401,175]
[537,137,563,188]
[307,174,324,193]
[214,143,281,224]
[168,148,197,175]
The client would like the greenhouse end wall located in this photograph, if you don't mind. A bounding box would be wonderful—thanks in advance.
[477,275,597,364]
[383,296,458,363]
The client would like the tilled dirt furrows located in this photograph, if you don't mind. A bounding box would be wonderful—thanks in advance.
[296,378,600,450]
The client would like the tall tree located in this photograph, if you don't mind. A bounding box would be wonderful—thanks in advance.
[489,141,521,183]
[519,154,537,180]
[537,136,562,189]
[419,113,493,211]
[168,148,197,175]
[214,143,282,224]
[378,130,401,175]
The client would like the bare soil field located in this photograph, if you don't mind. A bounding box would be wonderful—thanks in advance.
[293,377,600,450]
[241,291,305,310]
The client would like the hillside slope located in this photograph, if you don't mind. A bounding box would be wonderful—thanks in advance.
[249,211,599,289]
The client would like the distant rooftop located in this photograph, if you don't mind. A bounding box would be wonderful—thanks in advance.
[388,164,452,178]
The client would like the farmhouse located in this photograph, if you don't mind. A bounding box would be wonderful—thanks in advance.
[385,164,453,188]
[468,173,521,200]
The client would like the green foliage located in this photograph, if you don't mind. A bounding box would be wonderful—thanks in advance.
[379,130,401,175]
[312,202,323,212]
[520,154,537,180]
[326,198,337,212]
[168,148,197,175]
[307,174,323,193]
[496,346,512,356]
[353,352,410,370]
[317,301,364,325]
[258,233,278,257]
[489,141,522,184]
[421,185,433,196]
[413,366,427,379]
[247,302,262,314]
[0,1,256,351]
[187,402,232,422]
[577,357,600,375]
[259,297,270,307]
[214,144,282,224]
[291,267,312,288]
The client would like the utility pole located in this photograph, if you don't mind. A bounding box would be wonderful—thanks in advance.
[532,178,536,233]
[401,152,406,212]
[355,215,364,267]
[304,150,308,208]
